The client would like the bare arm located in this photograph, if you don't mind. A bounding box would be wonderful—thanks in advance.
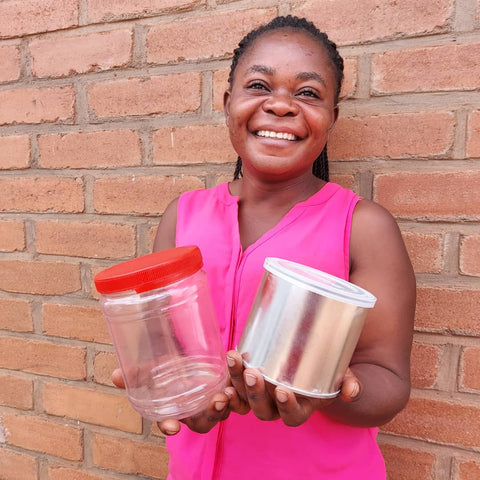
[152,198,178,252]
[323,199,416,426]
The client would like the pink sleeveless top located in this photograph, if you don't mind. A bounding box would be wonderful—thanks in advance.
[167,182,386,480]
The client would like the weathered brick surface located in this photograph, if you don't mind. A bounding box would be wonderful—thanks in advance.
[457,460,480,480]
[42,302,111,344]
[0,260,81,295]
[0,45,21,82]
[460,347,480,391]
[0,86,75,125]
[467,110,480,158]
[48,466,121,480]
[0,135,30,169]
[94,351,118,386]
[379,443,435,480]
[86,0,201,22]
[0,374,34,409]
[402,231,442,274]
[43,382,142,433]
[415,287,480,335]
[152,125,236,164]
[1,412,83,460]
[372,42,480,94]
[30,29,133,78]
[460,235,480,276]
[374,172,480,218]
[92,432,169,478]
[36,219,136,258]
[0,176,84,213]
[88,73,202,118]
[147,9,275,64]
[38,130,142,168]
[93,175,204,215]
[0,448,38,480]
[0,219,25,252]
[410,342,441,389]
[0,336,86,379]
[329,112,455,159]
[0,298,32,332]
[0,0,78,38]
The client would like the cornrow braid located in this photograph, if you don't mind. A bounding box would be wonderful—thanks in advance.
[229,15,344,182]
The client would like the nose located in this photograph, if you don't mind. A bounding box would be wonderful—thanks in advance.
[262,90,298,117]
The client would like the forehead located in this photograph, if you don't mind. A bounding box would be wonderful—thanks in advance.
[236,28,335,78]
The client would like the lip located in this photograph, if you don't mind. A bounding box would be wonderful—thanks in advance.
[252,126,304,141]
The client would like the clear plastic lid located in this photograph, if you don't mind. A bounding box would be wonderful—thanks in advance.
[264,257,377,308]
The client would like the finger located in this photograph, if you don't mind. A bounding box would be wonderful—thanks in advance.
[224,386,250,415]
[226,350,248,401]
[274,387,314,427]
[111,368,125,389]
[243,368,279,421]
[339,368,362,403]
[158,418,181,436]
[182,392,231,434]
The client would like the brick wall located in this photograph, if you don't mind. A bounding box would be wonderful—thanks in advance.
[0,1,479,479]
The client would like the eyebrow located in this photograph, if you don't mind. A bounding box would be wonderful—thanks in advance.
[247,65,326,87]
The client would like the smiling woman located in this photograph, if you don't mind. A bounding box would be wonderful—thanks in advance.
[142,14,416,480]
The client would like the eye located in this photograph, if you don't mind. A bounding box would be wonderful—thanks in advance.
[297,88,320,99]
[247,81,269,91]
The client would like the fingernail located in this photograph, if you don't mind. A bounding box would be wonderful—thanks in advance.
[226,355,235,368]
[215,400,227,412]
[350,382,360,399]
[245,373,256,387]
[276,389,288,403]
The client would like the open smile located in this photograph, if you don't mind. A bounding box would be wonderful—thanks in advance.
[255,130,300,141]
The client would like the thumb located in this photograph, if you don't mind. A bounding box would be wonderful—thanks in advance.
[339,368,362,402]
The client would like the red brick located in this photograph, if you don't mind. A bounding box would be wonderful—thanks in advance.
[0,374,33,409]
[213,67,229,112]
[30,29,132,78]
[0,336,86,379]
[0,135,30,169]
[42,303,111,344]
[87,0,200,22]
[1,412,83,461]
[461,347,480,391]
[147,9,275,64]
[340,57,357,99]
[410,342,441,389]
[88,73,201,118]
[48,466,120,480]
[43,382,142,433]
[0,45,21,82]
[467,110,480,158]
[329,111,455,159]
[38,130,142,169]
[416,287,480,335]
[374,172,480,218]
[0,0,78,38]
[93,175,204,215]
[460,235,480,276]
[330,174,355,190]
[92,432,169,478]
[0,448,38,480]
[0,177,84,213]
[152,125,236,164]
[457,460,480,480]
[384,396,480,447]
[0,219,25,252]
[373,42,480,94]
[402,231,442,273]
[379,443,435,480]
[0,298,32,332]
[36,220,135,259]
[94,351,118,386]
[293,0,452,44]
[0,85,75,125]
[0,260,81,295]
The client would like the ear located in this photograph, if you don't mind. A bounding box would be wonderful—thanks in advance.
[224,90,231,126]
[327,105,339,138]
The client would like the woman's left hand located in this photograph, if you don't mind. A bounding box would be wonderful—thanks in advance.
[225,350,362,427]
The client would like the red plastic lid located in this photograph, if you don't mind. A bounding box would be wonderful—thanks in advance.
[94,246,203,294]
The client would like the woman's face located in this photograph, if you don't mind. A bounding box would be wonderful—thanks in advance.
[224,29,339,182]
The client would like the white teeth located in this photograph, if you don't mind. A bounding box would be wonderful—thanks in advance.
[256,130,297,141]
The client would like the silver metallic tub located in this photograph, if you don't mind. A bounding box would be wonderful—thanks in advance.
[237,258,377,398]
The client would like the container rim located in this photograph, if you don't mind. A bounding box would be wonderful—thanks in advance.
[263,257,377,308]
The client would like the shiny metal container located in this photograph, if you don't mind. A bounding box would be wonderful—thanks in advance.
[237,258,377,398]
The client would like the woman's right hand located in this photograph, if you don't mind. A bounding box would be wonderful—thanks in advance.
[111,368,231,436]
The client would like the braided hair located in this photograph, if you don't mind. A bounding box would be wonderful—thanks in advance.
[228,15,344,181]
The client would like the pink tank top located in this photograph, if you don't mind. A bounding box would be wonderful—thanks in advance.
[167,182,386,480]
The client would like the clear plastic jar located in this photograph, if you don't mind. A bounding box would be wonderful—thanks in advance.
[94,246,228,421]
